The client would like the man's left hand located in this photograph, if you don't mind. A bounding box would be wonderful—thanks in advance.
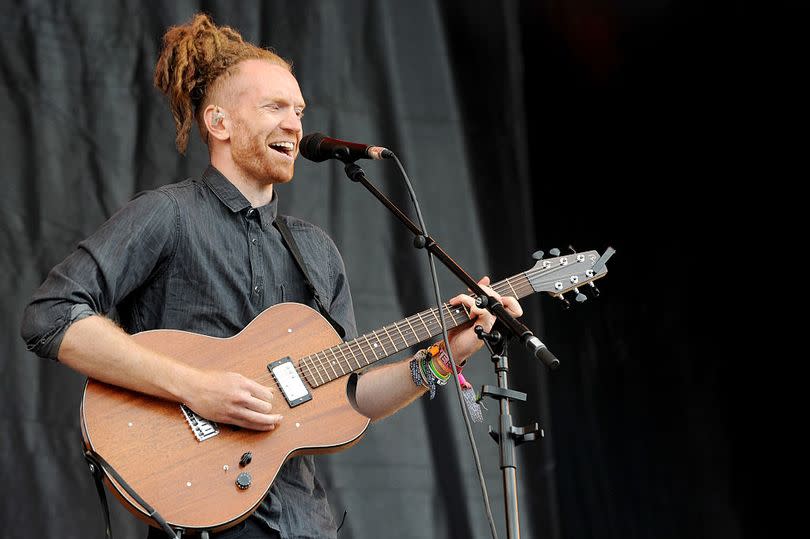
[445,276,523,365]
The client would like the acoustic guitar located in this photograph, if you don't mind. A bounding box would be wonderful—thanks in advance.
[81,249,610,532]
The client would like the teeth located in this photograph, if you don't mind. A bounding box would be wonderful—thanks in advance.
[270,141,294,150]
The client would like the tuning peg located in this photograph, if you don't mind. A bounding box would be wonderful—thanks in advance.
[549,248,561,257]
[588,282,601,297]
[531,250,544,260]
[573,287,587,303]
[557,294,571,310]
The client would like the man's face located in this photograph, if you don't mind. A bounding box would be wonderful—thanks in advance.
[226,60,305,185]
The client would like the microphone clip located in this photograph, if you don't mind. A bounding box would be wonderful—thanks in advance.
[344,162,366,182]
[475,324,503,348]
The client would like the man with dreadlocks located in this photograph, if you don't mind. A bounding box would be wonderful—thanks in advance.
[21,13,521,539]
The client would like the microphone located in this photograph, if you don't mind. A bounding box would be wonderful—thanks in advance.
[300,132,392,163]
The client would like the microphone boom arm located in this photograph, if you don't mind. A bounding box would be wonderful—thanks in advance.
[342,162,559,369]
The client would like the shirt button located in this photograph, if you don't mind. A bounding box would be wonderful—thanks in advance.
[251,238,257,244]
[254,285,262,294]
[246,208,255,218]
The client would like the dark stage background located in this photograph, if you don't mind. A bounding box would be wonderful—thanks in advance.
[1,1,733,538]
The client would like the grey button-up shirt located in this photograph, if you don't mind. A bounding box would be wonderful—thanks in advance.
[21,165,357,538]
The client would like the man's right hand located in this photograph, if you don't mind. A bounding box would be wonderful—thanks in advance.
[58,316,283,431]
[182,370,283,431]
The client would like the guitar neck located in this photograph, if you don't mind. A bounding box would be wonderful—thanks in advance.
[300,272,535,387]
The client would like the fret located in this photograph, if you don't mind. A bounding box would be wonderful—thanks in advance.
[354,338,371,365]
[415,311,431,335]
[393,322,409,348]
[345,341,363,369]
[429,308,441,329]
[307,353,322,384]
[372,330,389,356]
[318,351,335,380]
[328,348,345,376]
[460,303,471,320]
[363,334,379,360]
[403,317,419,345]
[512,275,532,298]
[498,279,518,297]
[335,343,353,371]
[381,325,399,351]
[310,354,327,385]
[443,304,461,327]
[299,357,318,387]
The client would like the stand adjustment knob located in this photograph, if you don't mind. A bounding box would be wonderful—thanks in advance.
[235,472,252,490]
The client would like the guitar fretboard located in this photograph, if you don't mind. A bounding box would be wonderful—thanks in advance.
[299,273,534,387]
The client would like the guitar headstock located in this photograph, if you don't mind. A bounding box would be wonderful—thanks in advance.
[525,248,613,302]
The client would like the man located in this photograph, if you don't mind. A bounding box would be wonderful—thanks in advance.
[21,13,522,539]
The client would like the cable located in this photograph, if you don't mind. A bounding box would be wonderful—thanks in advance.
[389,153,499,539]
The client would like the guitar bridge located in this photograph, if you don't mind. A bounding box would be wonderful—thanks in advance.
[180,404,220,442]
[268,357,312,408]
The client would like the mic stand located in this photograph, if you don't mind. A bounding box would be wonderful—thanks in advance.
[475,323,543,539]
[343,161,556,539]
[342,162,559,369]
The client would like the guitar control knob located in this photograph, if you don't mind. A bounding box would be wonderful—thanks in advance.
[236,472,252,490]
[240,452,253,467]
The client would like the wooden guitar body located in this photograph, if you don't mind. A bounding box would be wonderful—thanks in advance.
[81,303,370,532]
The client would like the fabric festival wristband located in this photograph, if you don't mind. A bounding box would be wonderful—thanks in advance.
[428,358,449,385]
[428,341,457,376]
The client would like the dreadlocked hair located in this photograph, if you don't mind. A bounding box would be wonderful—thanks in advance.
[154,13,291,154]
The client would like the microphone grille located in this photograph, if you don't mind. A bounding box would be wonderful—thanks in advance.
[300,132,327,162]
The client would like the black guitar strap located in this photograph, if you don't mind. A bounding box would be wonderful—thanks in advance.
[273,217,346,339]
[84,451,112,539]
[84,448,183,538]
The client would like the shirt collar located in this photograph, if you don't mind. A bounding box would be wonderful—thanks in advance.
[202,165,279,229]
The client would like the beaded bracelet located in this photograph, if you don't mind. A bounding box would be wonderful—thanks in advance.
[410,349,438,399]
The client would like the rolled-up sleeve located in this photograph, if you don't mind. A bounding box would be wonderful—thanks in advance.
[20,189,179,360]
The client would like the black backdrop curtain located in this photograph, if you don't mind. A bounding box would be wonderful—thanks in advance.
[1,1,735,538]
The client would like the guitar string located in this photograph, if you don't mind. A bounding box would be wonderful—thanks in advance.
[256,278,531,387]
[297,259,589,380]
[254,260,592,387]
[260,261,594,386]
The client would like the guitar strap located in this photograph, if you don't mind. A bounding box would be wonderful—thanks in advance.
[84,451,112,539]
[273,216,346,339]
[84,448,184,538]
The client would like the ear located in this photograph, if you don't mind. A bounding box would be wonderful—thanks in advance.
[203,104,230,142]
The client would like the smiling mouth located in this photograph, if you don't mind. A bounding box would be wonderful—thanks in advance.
[269,141,295,157]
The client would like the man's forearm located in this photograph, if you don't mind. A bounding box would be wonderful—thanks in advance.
[58,315,194,402]
[353,359,427,422]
